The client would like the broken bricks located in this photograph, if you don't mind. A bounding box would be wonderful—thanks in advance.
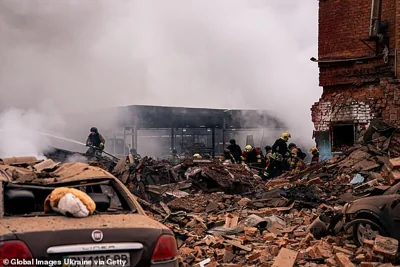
[335,253,356,267]
[373,235,399,257]
[272,248,298,267]
[82,123,400,267]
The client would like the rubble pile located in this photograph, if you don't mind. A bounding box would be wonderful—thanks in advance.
[144,190,400,267]
[13,118,398,266]
[114,156,264,202]
[126,121,400,266]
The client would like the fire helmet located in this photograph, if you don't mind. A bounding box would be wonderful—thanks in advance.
[245,145,253,152]
[281,132,291,141]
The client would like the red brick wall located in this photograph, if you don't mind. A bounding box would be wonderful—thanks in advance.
[318,0,396,60]
[312,0,400,142]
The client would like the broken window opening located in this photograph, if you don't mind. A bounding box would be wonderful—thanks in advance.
[331,124,355,152]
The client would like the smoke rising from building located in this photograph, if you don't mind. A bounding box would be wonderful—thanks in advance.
[0,0,320,157]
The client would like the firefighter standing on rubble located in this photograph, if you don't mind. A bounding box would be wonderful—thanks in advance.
[263,132,291,179]
[227,139,242,163]
[241,145,262,166]
[288,143,306,175]
[85,127,105,157]
[310,147,320,165]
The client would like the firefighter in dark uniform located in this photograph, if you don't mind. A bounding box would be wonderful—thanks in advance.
[222,149,236,164]
[227,139,243,163]
[241,145,262,166]
[263,132,291,179]
[86,127,105,157]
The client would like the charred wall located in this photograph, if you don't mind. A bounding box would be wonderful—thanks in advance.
[312,0,400,156]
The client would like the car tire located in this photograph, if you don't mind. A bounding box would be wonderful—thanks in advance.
[352,218,386,246]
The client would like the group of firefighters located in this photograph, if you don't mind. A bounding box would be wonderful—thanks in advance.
[84,127,320,180]
[222,132,320,180]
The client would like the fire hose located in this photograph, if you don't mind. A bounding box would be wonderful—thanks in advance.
[86,144,120,161]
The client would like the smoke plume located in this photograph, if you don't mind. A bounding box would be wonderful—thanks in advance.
[0,0,320,157]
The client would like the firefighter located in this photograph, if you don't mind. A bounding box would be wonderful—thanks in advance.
[221,149,236,164]
[310,147,320,165]
[287,143,306,171]
[85,127,105,157]
[193,153,202,159]
[288,143,306,161]
[223,149,236,164]
[263,132,291,179]
[241,145,262,166]
[227,139,243,163]
[288,145,306,175]
[256,147,265,162]
[129,148,141,160]
[169,149,180,165]
[288,143,298,171]
[264,145,272,164]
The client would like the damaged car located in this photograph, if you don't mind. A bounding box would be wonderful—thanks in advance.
[339,182,400,246]
[0,157,179,267]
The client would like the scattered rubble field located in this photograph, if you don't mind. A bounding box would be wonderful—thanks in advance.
[3,119,400,267]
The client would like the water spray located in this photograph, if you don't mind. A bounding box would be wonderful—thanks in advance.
[0,128,120,160]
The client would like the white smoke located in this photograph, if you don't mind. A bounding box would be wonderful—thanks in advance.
[66,154,88,163]
[0,105,65,158]
[0,0,320,157]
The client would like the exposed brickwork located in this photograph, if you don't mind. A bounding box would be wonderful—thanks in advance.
[312,80,400,131]
[312,0,400,153]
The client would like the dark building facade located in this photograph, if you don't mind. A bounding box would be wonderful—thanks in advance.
[102,105,285,158]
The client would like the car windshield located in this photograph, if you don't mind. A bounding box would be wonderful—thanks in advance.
[3,179,136,217]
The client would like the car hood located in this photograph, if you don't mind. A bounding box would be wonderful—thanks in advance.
[345,194,395,215]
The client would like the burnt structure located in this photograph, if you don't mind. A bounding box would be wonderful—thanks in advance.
[311,0,400,158]
[103,105,284,158]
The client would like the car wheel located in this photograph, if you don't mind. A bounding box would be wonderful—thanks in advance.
[353,220,382,246]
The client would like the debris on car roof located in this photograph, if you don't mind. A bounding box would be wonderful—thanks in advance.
[0,161,115,184]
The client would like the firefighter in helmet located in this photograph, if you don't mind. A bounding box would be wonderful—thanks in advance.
[310,147,320,165]
[85,127,105,157]
[287,143,306,175]
[193,153,202,159]
[241,145,262,165]
[264,132,291,179]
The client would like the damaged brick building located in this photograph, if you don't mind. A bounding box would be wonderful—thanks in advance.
[311,0,399,159]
